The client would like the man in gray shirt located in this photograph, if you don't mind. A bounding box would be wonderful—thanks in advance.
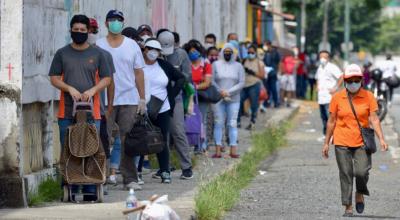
[158,29,193,179]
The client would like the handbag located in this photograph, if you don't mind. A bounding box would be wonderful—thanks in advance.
[147,95,168,121]
[197,85,222,103]
[124,114,164,156]
[346,92,377,154]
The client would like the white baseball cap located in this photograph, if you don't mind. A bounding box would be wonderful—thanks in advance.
[344,64,363,79]
[157,30,174,55]
[144,38,162,51]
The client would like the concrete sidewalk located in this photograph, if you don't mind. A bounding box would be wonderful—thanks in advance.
[0,105,298,220]
[225,102,400,220]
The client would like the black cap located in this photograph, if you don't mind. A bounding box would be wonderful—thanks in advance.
[106,9,124,21]
[122,27,143,41]
[137,24,152,35]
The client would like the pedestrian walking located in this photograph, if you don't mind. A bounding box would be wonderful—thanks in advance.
[96,10,146,191]
[49,14,112,201]
[183,39,212,153]
[262,40,280,109]
[142,38,185,183]
[212,43,245,158]
[238,44,265,130]
[315,50,343,140]
[157,29,194,180]
[322,64,388,217]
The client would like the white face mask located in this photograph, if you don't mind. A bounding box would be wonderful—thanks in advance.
[146,49,159,61]
[345,82,362,93]
[204,43,214,50]
[320,58,328,66]
[87,33,97,45]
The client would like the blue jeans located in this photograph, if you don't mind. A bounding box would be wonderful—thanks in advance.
[319,104,330,135]
[110,136,140,170]
[239,82,261,124]
[198,101,209,150]
[213,101,240,146]
[58,118,100,194]
[296,74,308,99]
[263,75,280,107]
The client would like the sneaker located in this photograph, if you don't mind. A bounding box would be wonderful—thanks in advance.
[107,175,117,185]
[152,170,162,179]
[124,181,142,191]
[161,172,171,184]
[245,123,255,130]
[180,168,194,180]
[260,105,267,113]
[138,173,145,185]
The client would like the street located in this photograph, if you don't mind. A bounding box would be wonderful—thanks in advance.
[225,93,400,220]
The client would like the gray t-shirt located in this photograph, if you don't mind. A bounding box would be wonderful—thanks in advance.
[49,44,111,119]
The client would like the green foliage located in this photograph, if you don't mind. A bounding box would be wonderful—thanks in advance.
[28,177,63,206]
[194,123,290,220]
[373,15,400,53]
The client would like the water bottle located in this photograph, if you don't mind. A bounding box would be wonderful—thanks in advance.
[126,188,138,220]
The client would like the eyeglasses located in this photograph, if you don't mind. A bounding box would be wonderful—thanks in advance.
[345,79,362,84]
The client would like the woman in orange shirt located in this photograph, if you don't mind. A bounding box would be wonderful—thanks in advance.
[322,64,388,217]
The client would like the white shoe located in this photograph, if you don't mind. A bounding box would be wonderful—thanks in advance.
[138,173,145,185]
[107,175,117,185]
[125,181,142,191]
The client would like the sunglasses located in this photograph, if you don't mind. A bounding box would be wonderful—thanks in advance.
[345,79,362,84]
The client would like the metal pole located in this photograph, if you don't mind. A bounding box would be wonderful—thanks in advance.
[300,0,306,52]
[344,0,350,62]
[322,0,329,50]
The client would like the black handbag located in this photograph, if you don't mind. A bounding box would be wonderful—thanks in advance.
[347,92,377,154]
[198,85,222,103]
[124,114,164,156]
[147,95,167,121]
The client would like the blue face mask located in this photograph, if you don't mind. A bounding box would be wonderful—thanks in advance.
[345,81,362,93]
[229,40,239,49]
[248,54,256,59]
[189,50,201,61]
[108,20,123,34]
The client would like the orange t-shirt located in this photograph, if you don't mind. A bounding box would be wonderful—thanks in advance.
[329,88,378,147]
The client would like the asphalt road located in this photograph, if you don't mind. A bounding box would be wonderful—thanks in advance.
[225,101,400,220]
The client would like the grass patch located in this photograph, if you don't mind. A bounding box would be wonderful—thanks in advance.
[195,122,291,220]
[28,177,63,206]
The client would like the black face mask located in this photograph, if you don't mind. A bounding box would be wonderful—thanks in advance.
[224,53,232,62]
[71,31,88,44]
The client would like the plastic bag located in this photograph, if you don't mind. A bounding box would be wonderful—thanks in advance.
[140,195,180,220]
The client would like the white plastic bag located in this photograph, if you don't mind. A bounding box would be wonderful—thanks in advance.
[139,195,180,220]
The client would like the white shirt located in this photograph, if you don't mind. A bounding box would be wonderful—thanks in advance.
[96,36,145,105]
[144,62,170,113]
[316,62,342,104]
[379,60,397,79]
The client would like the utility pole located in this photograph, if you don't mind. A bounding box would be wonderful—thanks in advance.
[344,0,350,63]
[300,0,306,52]
[322,0,329,51]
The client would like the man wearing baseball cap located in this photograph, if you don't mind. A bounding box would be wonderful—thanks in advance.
[96,9,146,190]
[157,29,194,179]
[138,24,153,37]
[322,63,388,216]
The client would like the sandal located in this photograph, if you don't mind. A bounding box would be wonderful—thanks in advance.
[343,210,353,217]
[229,154,240,159]
[356,194,365,214]
[212,154,222,158]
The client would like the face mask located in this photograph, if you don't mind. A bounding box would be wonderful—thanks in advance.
[263,45,269,51]
[71,31,88,44]
[229,40,239,49]
[204,43,214,50]
[224,53,232,62]
[345,82,362,93]
[108,20,123,34]
[208,55,218,63]
[320,58,328,66]
[87,33,97,45]
[248,54,256,60]
[293,49,299,57]
[146,49,159,61]
[189,50,201,61]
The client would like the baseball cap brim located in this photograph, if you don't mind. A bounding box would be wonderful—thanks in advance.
[344,73,363,79]
[161,45,174,55]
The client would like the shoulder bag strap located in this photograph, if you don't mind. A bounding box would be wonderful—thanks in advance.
[346,91,363,131]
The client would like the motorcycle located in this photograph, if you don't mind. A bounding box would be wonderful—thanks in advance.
[367,69,388,121]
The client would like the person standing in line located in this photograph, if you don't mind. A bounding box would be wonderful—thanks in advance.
[306,53,318,100]
[294,47,307,99]
[279,50,297,107]
[142,38,185,183]
[261,40,280,109]
[157,29,194,180]
[204,33,217,50]
[212,43,245,158]
[183,40,212,153]
[96,10,146,191]
[315,50,343,141]
[238,45,265,130]
[322,64,388,217]
[49,14,112,201]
